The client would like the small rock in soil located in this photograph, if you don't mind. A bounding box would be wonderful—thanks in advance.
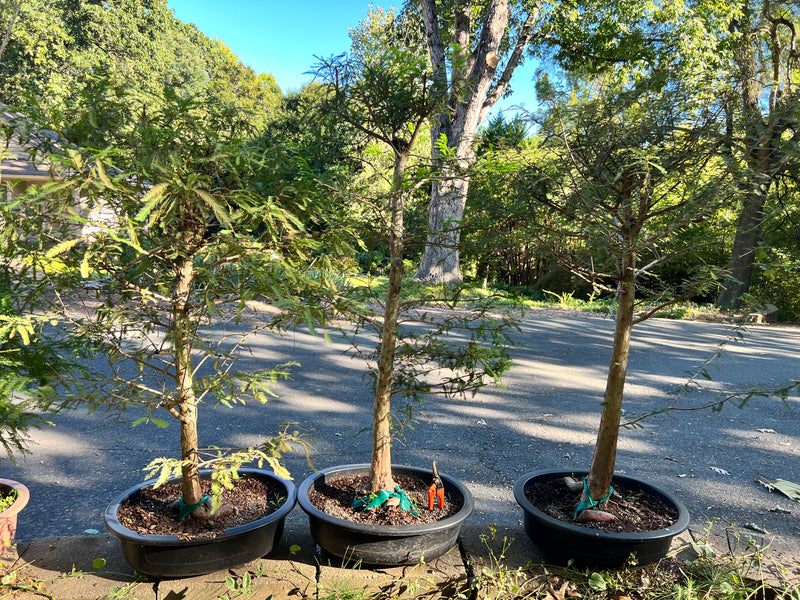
[526,476,678,533]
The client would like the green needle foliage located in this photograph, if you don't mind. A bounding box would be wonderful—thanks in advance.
[0,184,82,467]
[313,38,519,495]
[6,93,346,518]
[519,69,739,513]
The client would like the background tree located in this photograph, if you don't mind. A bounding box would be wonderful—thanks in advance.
[0,0,75,107]
[412,0,743,286]
[414,0,539,285]
[716,0,800,308]
[256,82,358,189]
[0,0,23,64]
[747,174,800,319]
[0,0,283,148]
[462,117,549,289]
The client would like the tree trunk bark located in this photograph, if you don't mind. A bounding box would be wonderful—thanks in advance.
[414,175,469,285]
[415,0,519,285]
[368,152,407,493]
[174,256,203,512]
[716,2,793,308]
[0,0,24,65]
[716,188,766,308]
[585,251,636,505]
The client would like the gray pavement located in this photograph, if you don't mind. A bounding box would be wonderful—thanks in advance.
[3,312,800,588]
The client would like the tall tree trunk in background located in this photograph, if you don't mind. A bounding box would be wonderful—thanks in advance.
[716,187,767,308]
[717,0,800,308]
[415,0,537,284]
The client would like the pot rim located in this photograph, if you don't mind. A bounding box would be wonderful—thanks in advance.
[297,463,474,537]
[104,468,296,545]
[513,469,690,541]
[0,478,30,518]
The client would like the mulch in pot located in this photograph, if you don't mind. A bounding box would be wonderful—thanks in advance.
[116,476,285,539]
[307,475,463,526]
[525,476,679,533]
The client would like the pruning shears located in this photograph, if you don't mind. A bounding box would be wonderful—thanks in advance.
[427,461,445,510]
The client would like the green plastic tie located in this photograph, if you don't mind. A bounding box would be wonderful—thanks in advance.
[178,494,210,521]
[572,478,613,518]
[351,487,419,516]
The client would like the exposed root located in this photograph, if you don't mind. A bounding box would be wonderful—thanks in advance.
[193,499,238,524]
[575,509,616,523]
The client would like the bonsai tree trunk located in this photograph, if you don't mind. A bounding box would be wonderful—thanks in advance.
[367,151,407,493]
[584,249,636,505]
[173,255,204,513]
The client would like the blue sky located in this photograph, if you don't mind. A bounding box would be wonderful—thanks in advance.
[167,0,375,93]
[167,0,537,112]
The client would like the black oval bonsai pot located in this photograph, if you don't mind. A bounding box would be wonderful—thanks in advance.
[514,470,690,568]
[298,464,473,566]
[104,468,296,578]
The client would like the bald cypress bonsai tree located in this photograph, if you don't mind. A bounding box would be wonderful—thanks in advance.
[8,92,340,533]
[295,20,517,565]
[512,71,738,565]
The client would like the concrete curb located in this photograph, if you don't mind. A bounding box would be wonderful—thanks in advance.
[1,521,797,599]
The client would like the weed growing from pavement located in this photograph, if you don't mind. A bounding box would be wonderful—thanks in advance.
[459,525,798,600]
[2,528,797,599]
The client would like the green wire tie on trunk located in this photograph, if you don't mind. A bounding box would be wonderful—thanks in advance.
[351,487,419,516]
[572,478,614,518]
[178,494,210,521]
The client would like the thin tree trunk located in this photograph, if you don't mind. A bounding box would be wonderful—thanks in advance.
[0,0,23,65]
[585,250,636,504]
[174,256,203,511]
[368,152,407,493]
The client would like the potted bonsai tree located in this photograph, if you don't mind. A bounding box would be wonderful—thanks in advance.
[512,72,738,566]
[296,18,517,566]
[10,95,339,577]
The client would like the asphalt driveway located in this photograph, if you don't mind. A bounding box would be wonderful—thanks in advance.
[5,311,799,562]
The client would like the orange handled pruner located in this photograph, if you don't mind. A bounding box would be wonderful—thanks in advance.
[427,461,445,510]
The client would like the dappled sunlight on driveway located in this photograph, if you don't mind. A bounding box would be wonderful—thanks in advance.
[510,421,597,445]
[506,360,608,393]
[20,430,86,458]
[5,316,800,553]
[275,393,360,415]
[719,426,797,459]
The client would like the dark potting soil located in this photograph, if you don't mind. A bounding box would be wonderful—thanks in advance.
[525,476,679,533]
[116,476,284,539]
[307,475,463,526]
